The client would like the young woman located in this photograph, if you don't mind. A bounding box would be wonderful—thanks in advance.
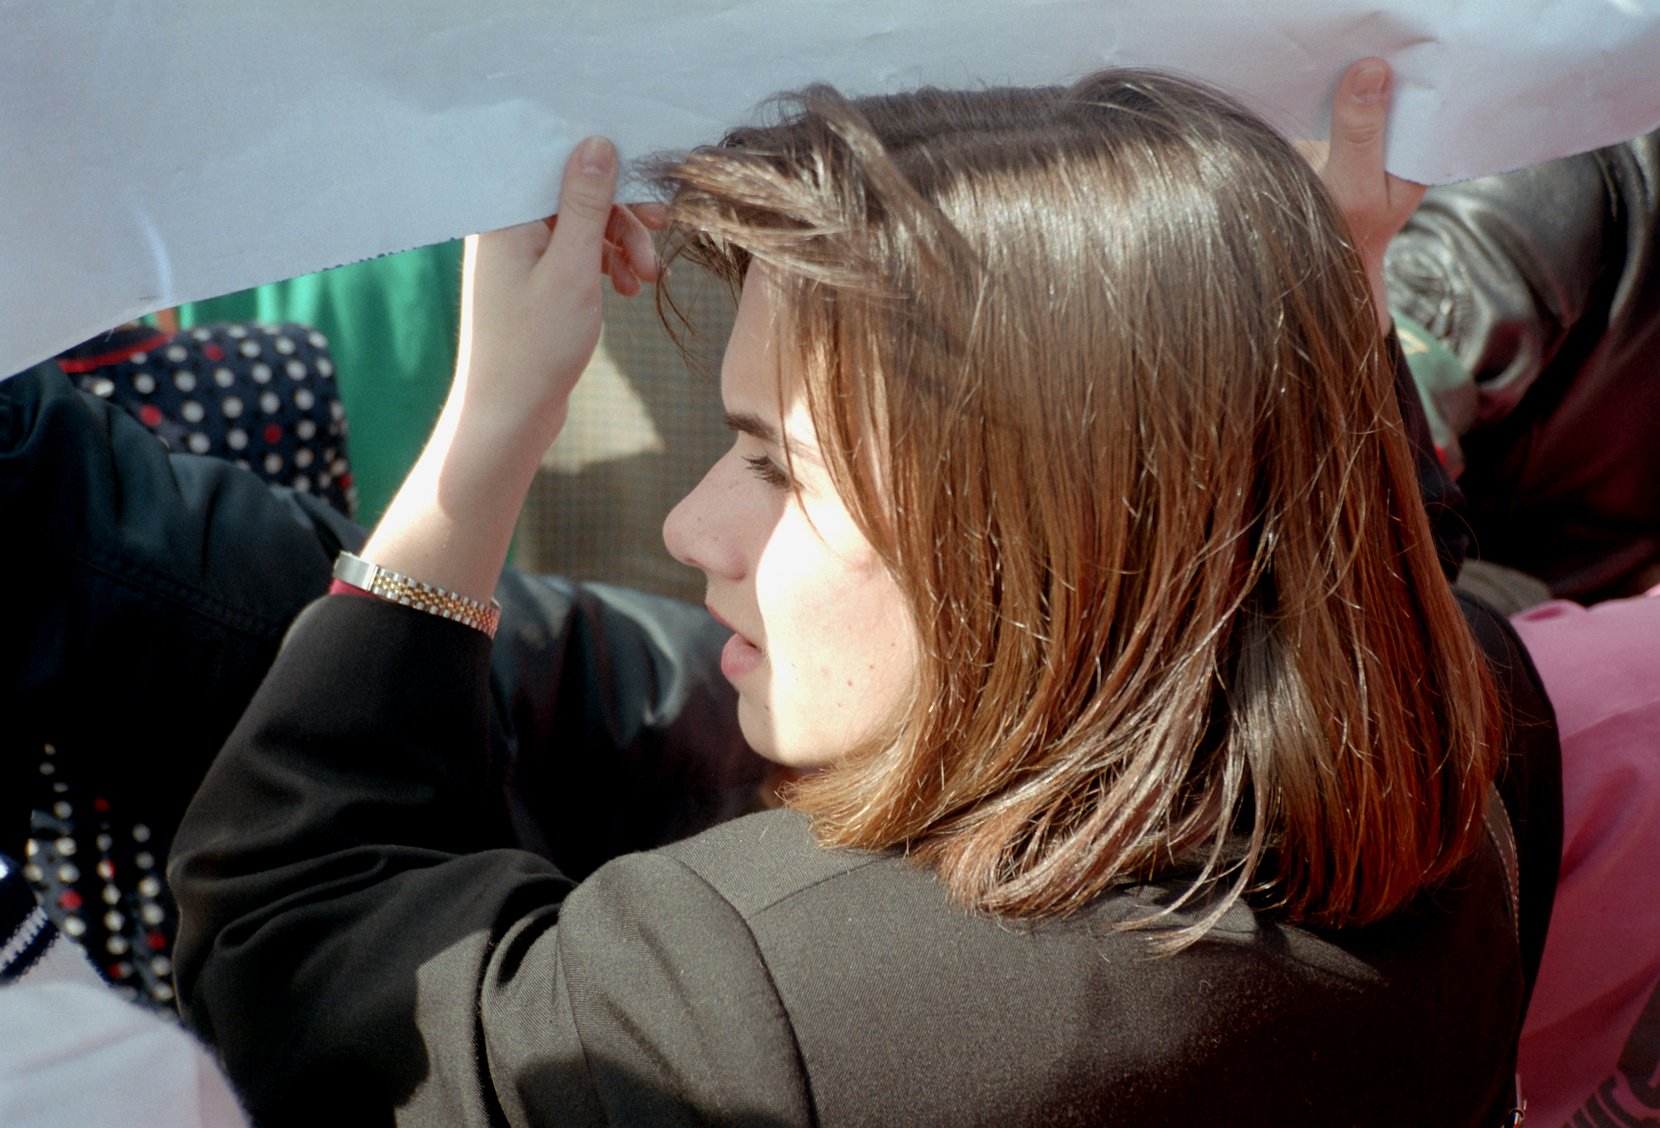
[170,62,1524,1125]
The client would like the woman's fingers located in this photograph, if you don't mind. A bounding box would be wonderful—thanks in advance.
[629,202,669,231]
[603,240,642,296]
[536,144,663,297]
[608,203,662,285]
[454,138,634,438]
[575,201,661,297]
[539,136,621,282]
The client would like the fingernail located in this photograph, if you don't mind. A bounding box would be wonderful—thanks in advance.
[1352,61,1388,104]
[576,136,615,176]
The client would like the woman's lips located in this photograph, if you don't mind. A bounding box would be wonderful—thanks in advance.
[720,631,765,680]
[708,605,764,680]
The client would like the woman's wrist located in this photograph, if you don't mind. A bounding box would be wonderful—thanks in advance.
[358,406,546,606]
[329,552,501,638]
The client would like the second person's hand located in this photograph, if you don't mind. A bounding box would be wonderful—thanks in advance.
[1296,58,1425,331]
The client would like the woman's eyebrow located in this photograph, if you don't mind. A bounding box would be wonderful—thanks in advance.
[722,411,780,445]
[723,410,823,466]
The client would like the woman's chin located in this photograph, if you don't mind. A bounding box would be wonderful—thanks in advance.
[736,699,840,772]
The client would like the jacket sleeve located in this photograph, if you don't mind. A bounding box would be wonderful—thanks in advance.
[169,595,807,1126]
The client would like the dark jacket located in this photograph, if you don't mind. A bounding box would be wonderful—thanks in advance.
[170,592,1526,1127]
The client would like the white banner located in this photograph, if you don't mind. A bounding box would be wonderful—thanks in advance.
[3,0,1658,377]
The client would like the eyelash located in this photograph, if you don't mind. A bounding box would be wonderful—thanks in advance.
[743,453,792,490]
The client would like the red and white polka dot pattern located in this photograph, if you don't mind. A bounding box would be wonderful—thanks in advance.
[25,743,177,1009]
[57,322,356,518]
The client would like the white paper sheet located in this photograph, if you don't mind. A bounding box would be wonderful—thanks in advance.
[3,0,1658,378]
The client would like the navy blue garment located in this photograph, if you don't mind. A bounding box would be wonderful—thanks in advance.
[57,322,356,518]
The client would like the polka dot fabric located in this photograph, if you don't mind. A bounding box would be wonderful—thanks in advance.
[24,743,178,1010]
[57,322,356,519]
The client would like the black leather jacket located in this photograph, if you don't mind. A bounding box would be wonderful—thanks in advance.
[1386,132,1660,602]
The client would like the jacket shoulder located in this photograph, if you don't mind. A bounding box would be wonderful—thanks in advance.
[657,809,889,919]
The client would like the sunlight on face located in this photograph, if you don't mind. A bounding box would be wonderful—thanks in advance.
[662,275,918,767]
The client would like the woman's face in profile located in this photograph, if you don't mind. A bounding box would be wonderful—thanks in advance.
[663,275,918,768]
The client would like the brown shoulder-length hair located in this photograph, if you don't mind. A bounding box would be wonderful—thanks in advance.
[653,70,1499,940]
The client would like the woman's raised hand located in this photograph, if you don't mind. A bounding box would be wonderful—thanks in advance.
[455,136,664,447]
[360,138,662,605]
[1297,58,1425,330]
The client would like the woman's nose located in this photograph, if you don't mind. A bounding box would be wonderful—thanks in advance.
[663,456,745,581]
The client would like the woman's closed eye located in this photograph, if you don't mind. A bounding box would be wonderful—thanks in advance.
[743,453,792,490]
